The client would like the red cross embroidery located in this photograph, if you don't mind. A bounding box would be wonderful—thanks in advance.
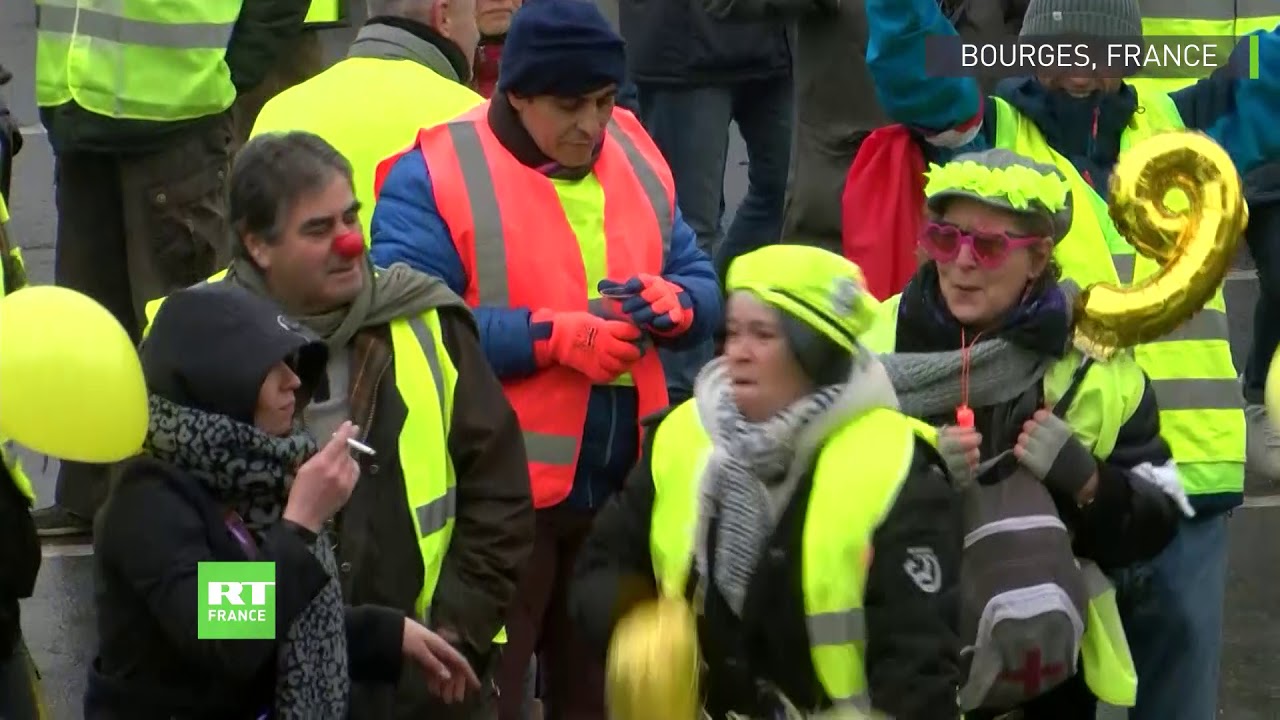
[998,649,1066,697]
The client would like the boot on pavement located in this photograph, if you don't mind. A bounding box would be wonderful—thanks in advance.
[1246,403,1280,486]
[32,505,92,538]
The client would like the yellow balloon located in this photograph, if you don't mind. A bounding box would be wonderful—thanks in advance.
[606,596,701,720]
[1072,131,1248,359]
[0,286,147,463]
[1267,348,1280,436]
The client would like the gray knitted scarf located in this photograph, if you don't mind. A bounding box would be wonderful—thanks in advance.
[878,283,1080,419]
[878,340,1052,419]
[691,356,902,616]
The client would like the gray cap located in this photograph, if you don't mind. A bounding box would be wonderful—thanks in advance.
[925,148,1074,243]
[1020,0,1143,39]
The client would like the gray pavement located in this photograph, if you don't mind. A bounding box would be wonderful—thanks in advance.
[3,2,1278,718]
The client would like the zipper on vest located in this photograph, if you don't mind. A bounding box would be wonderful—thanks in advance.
[334,353,390,560]
[360,362,389,447]
[1082,106,1100,187]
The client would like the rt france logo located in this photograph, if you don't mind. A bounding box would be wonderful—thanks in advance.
[198,561,276,640]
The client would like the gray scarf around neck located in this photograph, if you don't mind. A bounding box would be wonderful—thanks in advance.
[878,283,1080,420]
[878,340,1052,420]
[690,356,901,616]
[347,22,461,82]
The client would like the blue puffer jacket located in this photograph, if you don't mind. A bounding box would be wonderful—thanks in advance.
[369,149,722,510]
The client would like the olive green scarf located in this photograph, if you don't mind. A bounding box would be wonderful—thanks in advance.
[224,257,472,349]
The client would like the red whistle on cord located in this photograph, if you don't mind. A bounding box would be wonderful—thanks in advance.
[332,231,365,259]
[955,405,974,429]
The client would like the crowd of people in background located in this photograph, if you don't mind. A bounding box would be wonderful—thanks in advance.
[1,0,1279,717]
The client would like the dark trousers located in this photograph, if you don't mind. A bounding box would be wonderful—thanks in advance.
[636,75,793,404]
[51,113,234,518]
[495,506,606,720]
[1244,197,1280,404]
[0,635,43,720]
[230,29,326,146]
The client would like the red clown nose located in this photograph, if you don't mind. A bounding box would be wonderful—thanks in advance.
[332,231,365,259]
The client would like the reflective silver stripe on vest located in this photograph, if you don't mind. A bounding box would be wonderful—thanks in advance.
[36,4,235,49]
[442,118,674,308]
[1112,251,1238,412]
[415,485,457,537]
[830,694,874,713]
[1080,560,1112,599]
[1137,0,1232,18]
[1095,703,1127,720]
[406,315,458,537]
[605,118,674,259]
[807,609,866,646]
[523,431,578,466]
[1150,378,1242,411]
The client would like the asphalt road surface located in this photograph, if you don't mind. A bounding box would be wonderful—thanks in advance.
[4,2,1279,718]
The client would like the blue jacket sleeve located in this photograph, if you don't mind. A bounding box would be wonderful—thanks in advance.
[1171,27,1280,178]
[660,203,722,350]
[370,150,538,379]
[863,0,983,145]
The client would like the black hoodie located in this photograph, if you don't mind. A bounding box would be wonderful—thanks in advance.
[87,284,406,720]
[140,282,328,422]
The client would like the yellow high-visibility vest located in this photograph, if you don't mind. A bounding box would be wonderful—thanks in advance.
[988,92,1244,500]
[304,0,344,25]
[251,54,481,243]
[35,0,241,121]
[648,400,924,714]
[1129,1,1280,97]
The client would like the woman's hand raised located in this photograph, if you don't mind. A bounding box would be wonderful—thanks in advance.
[938,425,982,486]
[283,421,361,533]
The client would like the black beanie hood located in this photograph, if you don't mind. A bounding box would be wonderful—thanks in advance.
[140,284,328,426]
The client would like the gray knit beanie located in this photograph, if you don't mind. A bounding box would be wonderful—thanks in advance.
[1020,0,1143,39]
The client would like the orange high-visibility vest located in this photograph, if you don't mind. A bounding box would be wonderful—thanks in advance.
[379,103,674,508]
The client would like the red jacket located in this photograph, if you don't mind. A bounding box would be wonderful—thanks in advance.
[471,37,503,99]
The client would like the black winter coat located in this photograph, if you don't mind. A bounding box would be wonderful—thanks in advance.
[85,457,407,720]
[0,460,39,662]
[570,405,963,720]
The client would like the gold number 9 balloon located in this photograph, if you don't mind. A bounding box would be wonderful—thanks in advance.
[606,596,701,720]
[1072,131,1248,358]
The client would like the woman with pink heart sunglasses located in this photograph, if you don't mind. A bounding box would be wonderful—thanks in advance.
[863,148,1189,719]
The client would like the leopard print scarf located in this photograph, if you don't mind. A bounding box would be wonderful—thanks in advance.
[144,396,351,719]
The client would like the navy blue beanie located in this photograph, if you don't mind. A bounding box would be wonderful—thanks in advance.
[497,0,626,98]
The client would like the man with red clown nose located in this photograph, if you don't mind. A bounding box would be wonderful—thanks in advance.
[142,131,536,719]
[370,0,721,715]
